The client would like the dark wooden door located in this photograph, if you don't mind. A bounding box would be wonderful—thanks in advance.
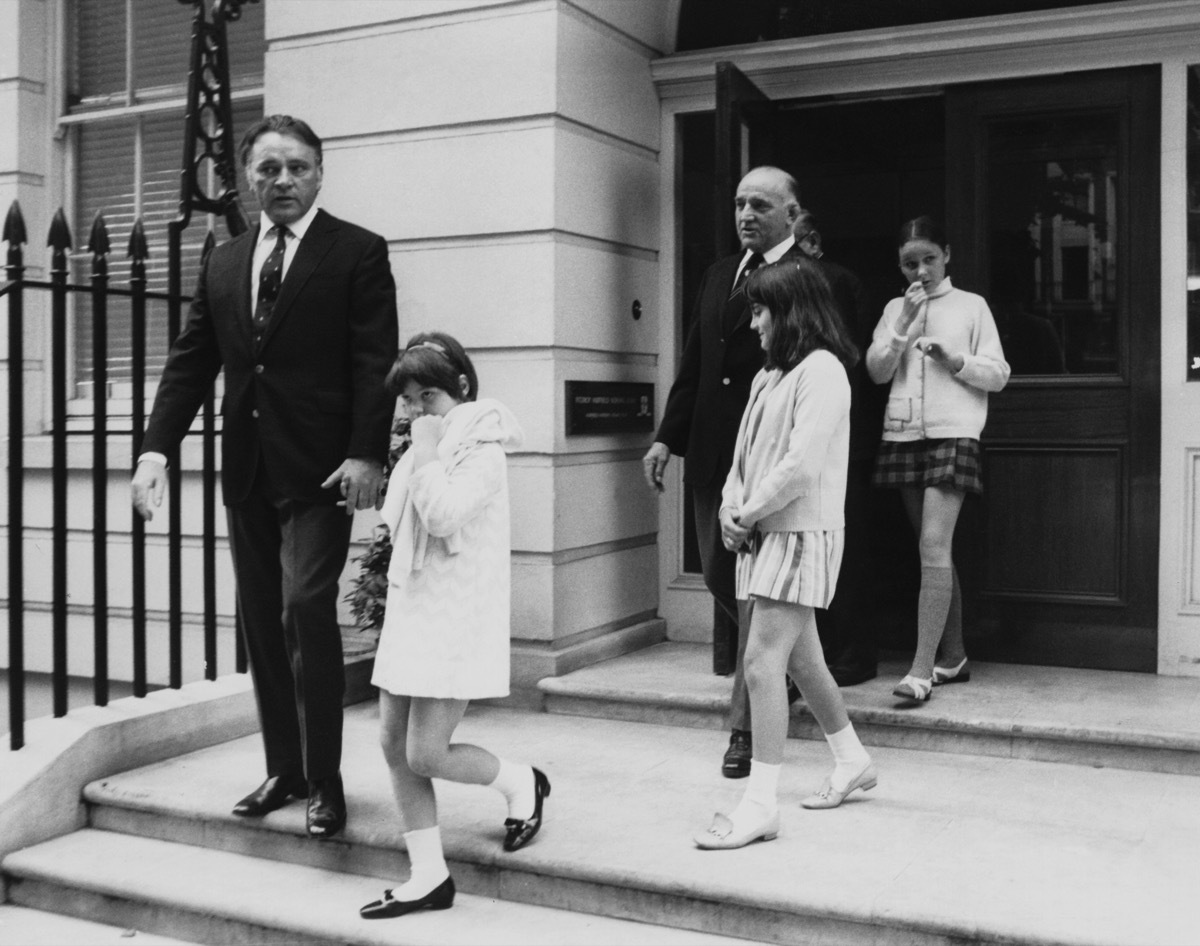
[947,69,1161,671]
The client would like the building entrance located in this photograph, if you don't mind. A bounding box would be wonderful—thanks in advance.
[676,66,1160,671]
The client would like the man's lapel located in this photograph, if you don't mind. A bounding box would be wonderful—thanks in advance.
[230,227,258,351]
[259,209,339,349]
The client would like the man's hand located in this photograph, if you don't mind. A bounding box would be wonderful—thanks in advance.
[643,442,672,493]
[131,458,168,522]
[321,457,384,514]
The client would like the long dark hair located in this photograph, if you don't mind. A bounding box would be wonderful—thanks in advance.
[897,215,947,251]
[745,257,859,371]
[385,331,479,401]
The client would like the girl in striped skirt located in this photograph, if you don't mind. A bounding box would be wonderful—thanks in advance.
[866,216,1010,704]
[695,257,876,851]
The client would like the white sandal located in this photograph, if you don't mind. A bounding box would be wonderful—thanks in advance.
[932,657,970,685]
[892,674,932,702]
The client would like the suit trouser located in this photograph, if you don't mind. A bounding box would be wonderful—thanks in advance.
[814,455,877,666]
[226,467,353,782]
[692,481,752,730]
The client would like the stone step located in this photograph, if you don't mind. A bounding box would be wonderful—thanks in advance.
[539,641,1200,776]
[0,904,196,946]
[2,830,754,946]
[57,702,1200,945]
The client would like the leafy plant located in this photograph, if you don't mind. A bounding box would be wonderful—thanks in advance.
[344,414,410,630]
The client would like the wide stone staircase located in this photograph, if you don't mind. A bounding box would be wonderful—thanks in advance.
[4,641,1200,945]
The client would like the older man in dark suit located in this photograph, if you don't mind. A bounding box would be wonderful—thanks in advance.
[644,166,808,778]
[131,115,398,839]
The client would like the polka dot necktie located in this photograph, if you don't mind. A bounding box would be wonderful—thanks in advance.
[253,225,290,335]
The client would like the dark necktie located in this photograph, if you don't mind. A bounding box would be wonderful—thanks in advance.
[731,252,765,298]
[723,252,765,333]
[253,225,290,335]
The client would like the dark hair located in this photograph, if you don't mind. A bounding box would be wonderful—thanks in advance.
[385,331,479,402]
[745,257,859,371]
[239,115,323,168]
[897,215,947,250]
[794,208,818,234]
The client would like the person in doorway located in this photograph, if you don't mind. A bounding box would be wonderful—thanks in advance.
[866,216,1010,703]
[360,332,548,920]
[695,257,875,851]
[793,209,882,687]
[131,115,398,839]
[643,166,808,780]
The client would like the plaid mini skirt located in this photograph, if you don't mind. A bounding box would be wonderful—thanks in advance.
[872,437,983,494]
[735,528,844,608]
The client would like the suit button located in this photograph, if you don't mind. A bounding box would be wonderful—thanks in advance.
[722,377,731,385]
[252,409,259,419]
[254,364,264,374]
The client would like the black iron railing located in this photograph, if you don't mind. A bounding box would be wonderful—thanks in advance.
[2,203,242,752]
[3,0,257,750]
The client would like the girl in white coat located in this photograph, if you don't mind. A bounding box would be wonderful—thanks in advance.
[360,332,548,920]
[866,217,1010,704]
[695,258,876,851]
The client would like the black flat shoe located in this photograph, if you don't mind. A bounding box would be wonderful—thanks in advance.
[231,774,307,817]
[502,767,550,852]
[721,729,751,779]
[306,774,347,840]
[360,876,455,919]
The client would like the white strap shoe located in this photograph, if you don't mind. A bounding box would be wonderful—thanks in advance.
[892,674,932,702]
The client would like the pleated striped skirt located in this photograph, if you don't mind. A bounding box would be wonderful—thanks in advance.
[734,527,844,608]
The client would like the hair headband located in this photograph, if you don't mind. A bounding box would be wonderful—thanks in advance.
[406,340,448,356]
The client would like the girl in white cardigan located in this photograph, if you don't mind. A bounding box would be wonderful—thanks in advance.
[695,258,876,851]
[866,217,1010,704]
[360,333,548,920]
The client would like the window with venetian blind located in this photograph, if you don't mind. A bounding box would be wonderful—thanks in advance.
[66,0,264,393]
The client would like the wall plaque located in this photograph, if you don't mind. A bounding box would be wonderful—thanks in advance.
[565,381,654,435]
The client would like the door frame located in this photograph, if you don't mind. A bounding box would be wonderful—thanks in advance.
[651,5,1196,671]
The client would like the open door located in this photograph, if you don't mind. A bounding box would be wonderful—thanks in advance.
[947,68,1161,670]
[714,61,777,257]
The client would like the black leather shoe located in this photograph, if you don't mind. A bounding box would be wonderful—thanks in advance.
[231,774,307,817]
[722,729,752,779]
[502,767,550,852]
[360,876,456,919]
[306,774,346,839]
[828,659,878,687]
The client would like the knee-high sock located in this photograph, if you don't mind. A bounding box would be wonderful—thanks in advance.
[912,565,954,680]
[938,567,965,665]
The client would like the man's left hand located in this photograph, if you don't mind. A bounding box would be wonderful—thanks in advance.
[321,457,384,514]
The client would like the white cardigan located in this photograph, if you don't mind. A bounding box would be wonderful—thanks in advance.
[721,349,850,534]
[865,278,1010,441]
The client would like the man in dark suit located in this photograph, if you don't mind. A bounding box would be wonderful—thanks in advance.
[643,166,808,778]
[794,210,882,687]
[131,115,398,839]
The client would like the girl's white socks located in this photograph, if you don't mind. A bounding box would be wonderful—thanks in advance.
[488,758,536,821]
[825,723,871,793]
[392,825,449,901]
[730,758,781,826]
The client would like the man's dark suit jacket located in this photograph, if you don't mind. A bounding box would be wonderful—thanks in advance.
[655,245,806,490]
[143,209,398,503]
